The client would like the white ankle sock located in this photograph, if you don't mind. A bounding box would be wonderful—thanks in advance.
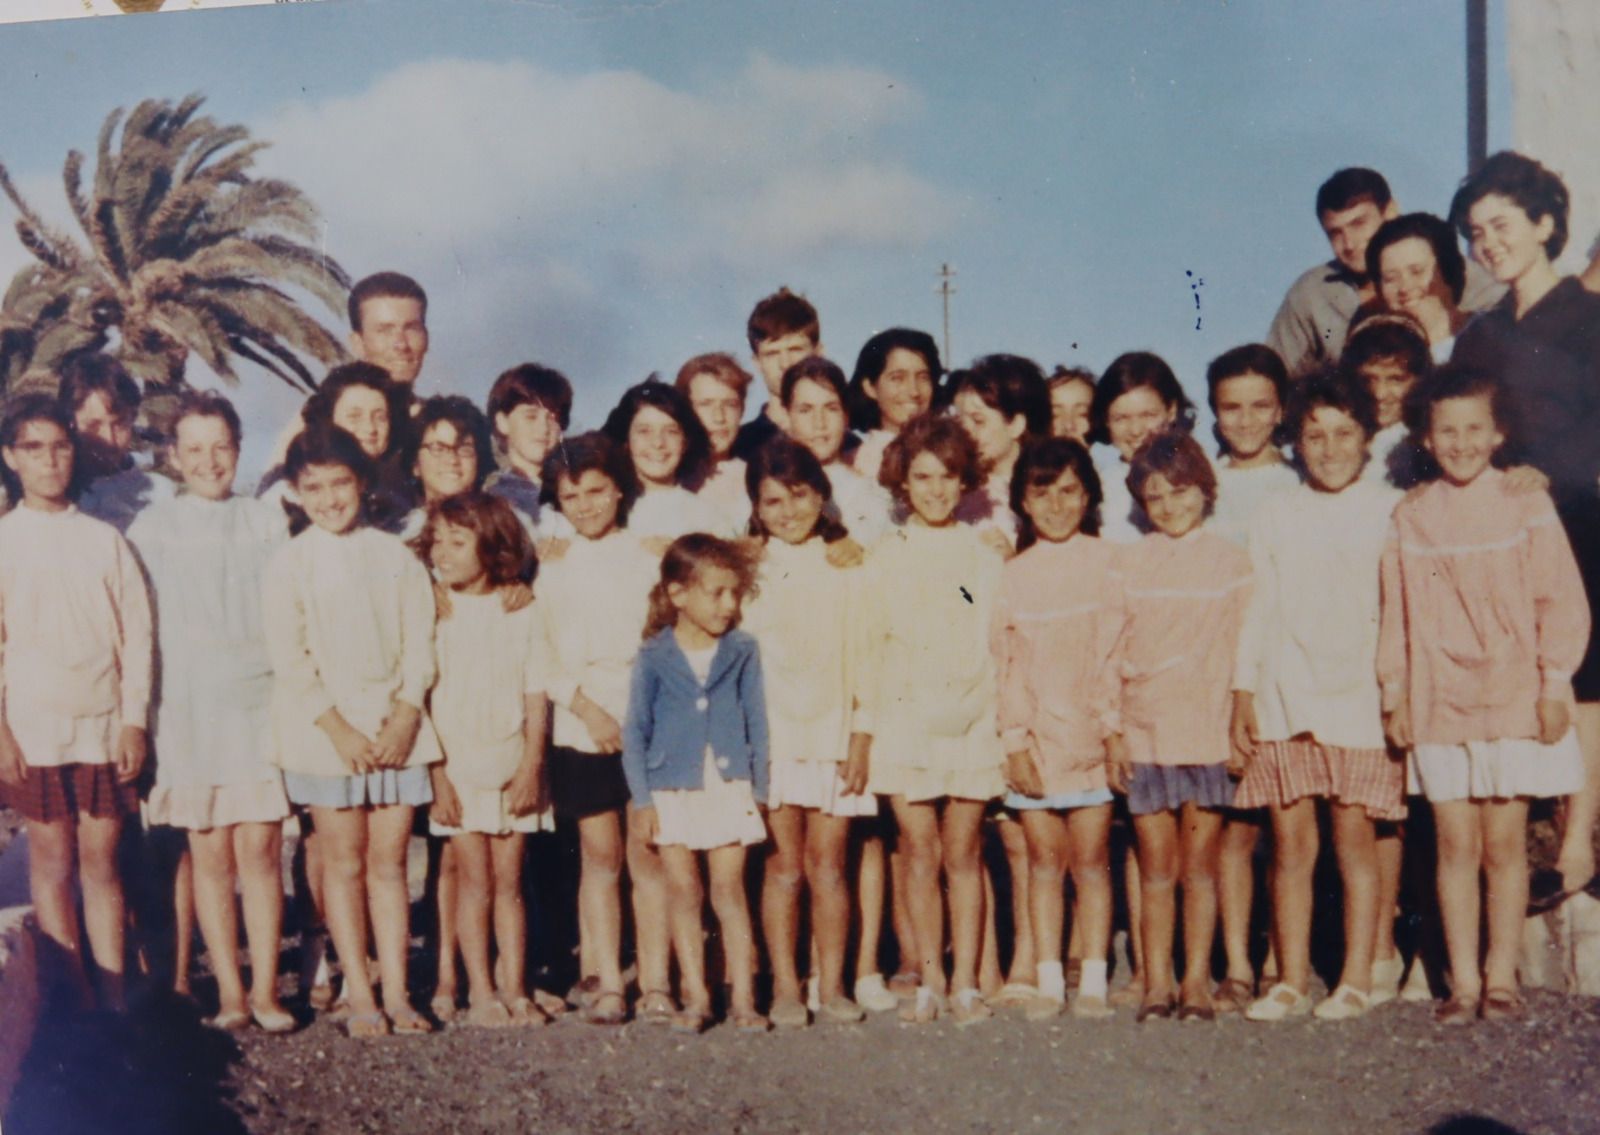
[1036,960,1066,1001]
[1079,960,1108,1001]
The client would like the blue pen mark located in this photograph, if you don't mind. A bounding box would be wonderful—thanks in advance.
[1187,270,1205,330]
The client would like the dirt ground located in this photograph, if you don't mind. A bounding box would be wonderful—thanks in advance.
[8,976,1600,1135]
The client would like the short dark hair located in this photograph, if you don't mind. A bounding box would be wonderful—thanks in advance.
[1126,429,1218,518]
[1047,365,1097,393]
[744,436,848,543]
[1343,313,1432,383]
[1205,343,1288,457]
[540,430,638,528]
[57,353,141,420]
[674,353,754,403]
[414,489,535,589]
[1011,436,1103,549]
[847,327,943,431]
[1316,167,1392,219]
[1403,362,1510,445]
[746,287,819,352]
[601,379,713,492]
[877,412,980,505]
[284,421,374,491]
[1089,351,1196,446]
[302,362,411,460]
[406,395,495,494]
[780,356,850,409]
[487,364,574,431]
[1449,150,1570,260]
[0,394,75,501]
[1365,213,1467,304]
[1286,366,1379,447]
[950,354,1053,439]
[170,389,243,449]
[347,271,428,333]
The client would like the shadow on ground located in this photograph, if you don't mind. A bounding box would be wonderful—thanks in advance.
[5,997,247,1135]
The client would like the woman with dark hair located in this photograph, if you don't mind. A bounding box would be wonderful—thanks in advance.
[1087,352,1197,543]
[846,328,943,482]
[1450,150,1600,895]
[601,379,727,541]
[1364,213,1470,362]
[396,396,495,540]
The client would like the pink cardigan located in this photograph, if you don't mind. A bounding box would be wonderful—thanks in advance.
[1377,469,1590,745]
[990,536,1125,795]
[1118,528,1252,766]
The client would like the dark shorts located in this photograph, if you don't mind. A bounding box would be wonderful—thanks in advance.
[547,745,629,820]
[2,762,139,824]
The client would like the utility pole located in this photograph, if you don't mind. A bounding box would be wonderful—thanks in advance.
[1466,0,1488,172]
[937,263,956,365]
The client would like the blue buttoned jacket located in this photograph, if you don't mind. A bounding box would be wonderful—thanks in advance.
[621,626,770,810]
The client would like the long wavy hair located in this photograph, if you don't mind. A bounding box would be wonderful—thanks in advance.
[642,533,758,641]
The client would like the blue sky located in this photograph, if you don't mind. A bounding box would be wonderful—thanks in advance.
[0,0,1512,477]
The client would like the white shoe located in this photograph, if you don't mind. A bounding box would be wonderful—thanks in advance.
[1400,957,1434,1003]
[855,973,900,1013]
[1313,984,1370,1021]
[1245,982,1312,1022]
[1369,954,1404,1006]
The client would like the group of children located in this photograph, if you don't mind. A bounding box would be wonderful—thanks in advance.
[0,149,1593,1037]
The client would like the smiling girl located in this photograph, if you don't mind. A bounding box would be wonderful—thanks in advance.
[859,414,1007,1025]
[601,380,725,543]
[846,328,943,483]
[1088,353,1198,544]
[262,423,442,1037]
[1379,364,1588,1024]
[1230,370,1405,1023]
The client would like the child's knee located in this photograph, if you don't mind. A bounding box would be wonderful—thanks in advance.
[1027,841,1067,877]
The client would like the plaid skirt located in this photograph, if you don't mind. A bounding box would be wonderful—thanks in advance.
[1,762,138,823]
[1234,738,1406,821]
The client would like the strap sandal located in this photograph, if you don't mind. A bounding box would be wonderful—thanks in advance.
[250,1005,299,1034]
[950,987,993,1028]
[1479,988,1526,1022]
[389,1005,434,1035]
[503,997,551,1027]
[1022,991,1065,1021]
[344,1010,390,1039]
[670,1006,710,1034]
[429,993,459,1024]
[989,982,1039,1008]
[768,998,810,1029]
[465,998,515,1029]
[636,989,676,1025]
[898,985,944,1024]
[202,1008,251,1033]
[733,1011,772,1034]
[817,997,866,1024]
[1071,993,1114,1020]
[1434,993,1477,1027]
[582,989,629,1026]
[1244,983,1311,1023]
[1135,995,1176,1024]
[1212,977,1254,1015]
[1177,1000,1216,1022]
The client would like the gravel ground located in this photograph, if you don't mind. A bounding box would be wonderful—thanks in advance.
[9,984,1600,1135]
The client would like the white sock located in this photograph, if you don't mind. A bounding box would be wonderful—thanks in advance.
[1079,959,1109,1001]
[1036,960,1066,1002]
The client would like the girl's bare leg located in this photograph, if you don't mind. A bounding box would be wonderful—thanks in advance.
[364,804,417,1015]
[889,839,918,986]
[999,816,1035,986]
[708,845,759,1017]
[854,830,887,984]
[235,821,287,1014]
[28,818,92,1007]
[1131,810,1179,1007]
[626,807,672,998]
[309,807,377,1014]
[1374,821,1404,967]
[452,832,496,1010]
[189,827,245,1015]
[942,800,988,996]
[1481,799,1531,994]
[576,811,626,995]
[172,846,195,997]
[490,834,529,1001]
[1067,805,1114,982]
[762,805,806,1009]
[1218,813,1260,985]
[1267,799,1318,994]
[805,812,853,1004]
[889,797,946,995]
[660,846,709,1013]
[1432,800,1483,1000]
[1330,804,1379,994]
[434,840,459,1007]
[298,824,331,997]
[77,812,129,1011]
[979,865,1003,996]
[1020,811,1070,974]
[1125,843,1145,990]
[1177,804,1223,1009]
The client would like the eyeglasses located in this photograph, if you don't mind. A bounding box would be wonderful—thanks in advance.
[420,441,475,460]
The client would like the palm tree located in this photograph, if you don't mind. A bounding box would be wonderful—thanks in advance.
[0,94,349,397]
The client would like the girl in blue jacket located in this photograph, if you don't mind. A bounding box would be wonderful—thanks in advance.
[624,533,770,1032]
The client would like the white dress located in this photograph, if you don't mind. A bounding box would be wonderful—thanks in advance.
[127,494,290,829]
[428,591,555,836]
[857,522,1006,802]
[650,642,767,850]
[627,485,723,541]
[824,461,895,547]
[740,537,875,817]
[1210,460,1300,548]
